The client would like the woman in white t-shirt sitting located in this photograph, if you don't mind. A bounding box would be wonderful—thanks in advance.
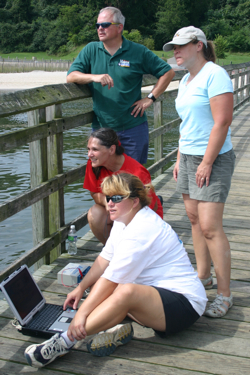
[24,173,207,369]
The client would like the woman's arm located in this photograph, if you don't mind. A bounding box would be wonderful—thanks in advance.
[173,135,181,182]
[67,277,118,341]
[196,92,233,187]
[90,192,107,207]
[63,255,109,310]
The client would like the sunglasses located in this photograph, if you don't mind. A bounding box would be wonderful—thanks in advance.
[106,195,127,203]
[96,22,120,29]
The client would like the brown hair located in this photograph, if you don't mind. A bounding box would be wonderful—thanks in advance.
[89,128,124,179]
[192,39,216,63]
[101,173,153,208]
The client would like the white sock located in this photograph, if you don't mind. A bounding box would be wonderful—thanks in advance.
[61,331,77,348]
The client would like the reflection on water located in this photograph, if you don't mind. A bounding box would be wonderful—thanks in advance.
[0,97,179,272]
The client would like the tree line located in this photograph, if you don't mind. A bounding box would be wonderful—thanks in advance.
[0,0,250,55]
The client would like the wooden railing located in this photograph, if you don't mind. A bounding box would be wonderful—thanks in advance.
[0,62,250,281]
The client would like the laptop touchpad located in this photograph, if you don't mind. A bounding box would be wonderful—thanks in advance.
[49,309,77,332]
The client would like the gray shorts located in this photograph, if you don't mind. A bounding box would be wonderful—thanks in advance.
[176,149,236,203]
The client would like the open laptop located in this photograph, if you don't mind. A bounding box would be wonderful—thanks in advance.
[0,264,77,338]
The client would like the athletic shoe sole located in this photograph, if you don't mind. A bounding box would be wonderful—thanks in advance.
[87,323,133,357]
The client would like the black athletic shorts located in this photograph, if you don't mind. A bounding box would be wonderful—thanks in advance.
[153,287,200,338]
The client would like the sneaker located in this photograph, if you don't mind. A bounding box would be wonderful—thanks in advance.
[87,323,133,357]
[24,333,70,368]
[204,293,233,318]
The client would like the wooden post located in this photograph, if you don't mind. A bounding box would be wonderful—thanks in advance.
[246,67,250,100]
[234,69,239,106]
[28,109,50,270]
[154,100,163,177]
[240,69,244,102]
[46,104,65,263]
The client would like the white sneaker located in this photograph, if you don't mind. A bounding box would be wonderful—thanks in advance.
[87,323,133,357]
[24,333,70,368]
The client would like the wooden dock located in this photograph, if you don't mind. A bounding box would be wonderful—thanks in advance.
[0,102,250,374]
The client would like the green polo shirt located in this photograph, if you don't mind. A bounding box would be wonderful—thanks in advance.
[68,37,172,131]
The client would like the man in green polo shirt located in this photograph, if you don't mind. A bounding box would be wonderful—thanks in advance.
[67,6,175,164]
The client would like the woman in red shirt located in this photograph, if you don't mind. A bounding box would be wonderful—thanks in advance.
[84,128,163,244]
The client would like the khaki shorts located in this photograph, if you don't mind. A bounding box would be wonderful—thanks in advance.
[176,149,236,203]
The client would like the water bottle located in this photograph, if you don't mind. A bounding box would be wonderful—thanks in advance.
[67,225,77,255]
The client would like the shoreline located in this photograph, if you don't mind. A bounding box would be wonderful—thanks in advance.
[0,71,67,92]
[0,70,179,93]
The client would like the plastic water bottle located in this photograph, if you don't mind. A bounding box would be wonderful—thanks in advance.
[67,225,77,255]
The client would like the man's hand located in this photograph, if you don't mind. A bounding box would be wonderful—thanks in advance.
[131,97,154,117]
[67,71,114,89]
[93,74,114,89]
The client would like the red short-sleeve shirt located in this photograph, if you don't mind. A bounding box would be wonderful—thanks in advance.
[83,154,163,218]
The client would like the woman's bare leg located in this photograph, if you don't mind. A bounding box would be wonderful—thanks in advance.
[87,204,113,244]
[183,194,231,297]
[85,283,166,335]
[183,194,212,280]
[198,201,231,297]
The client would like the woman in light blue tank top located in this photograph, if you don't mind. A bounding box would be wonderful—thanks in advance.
[163,26,235,318]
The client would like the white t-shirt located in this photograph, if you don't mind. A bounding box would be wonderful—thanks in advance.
[100,207,207,316]
[175,61,233,155]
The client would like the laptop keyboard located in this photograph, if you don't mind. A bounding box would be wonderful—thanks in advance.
[27,304,63,330]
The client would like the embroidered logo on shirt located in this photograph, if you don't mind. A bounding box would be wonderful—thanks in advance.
[118,59,130,67]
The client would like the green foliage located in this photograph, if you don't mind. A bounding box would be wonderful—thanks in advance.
[123,29,155,49]
[1,0,250,54]
[143,37,155,50]
[155,0,214,50]
[226,28,250,52]
[155,0,189,50]
[214,34,228,58]
[202,0,250,53]
[123,29,143,44]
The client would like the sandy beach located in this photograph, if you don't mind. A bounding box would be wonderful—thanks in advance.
[0,70,179,92]
[0,71,67,92]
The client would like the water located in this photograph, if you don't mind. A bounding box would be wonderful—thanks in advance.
[0,97,179,272]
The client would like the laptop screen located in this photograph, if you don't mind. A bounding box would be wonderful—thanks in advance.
[3,266,43,319]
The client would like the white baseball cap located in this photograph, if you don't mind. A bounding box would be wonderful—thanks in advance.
[163,26,207,51]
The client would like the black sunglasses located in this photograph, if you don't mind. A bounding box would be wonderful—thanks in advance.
[106,195,126,203]
[96,22,120,29]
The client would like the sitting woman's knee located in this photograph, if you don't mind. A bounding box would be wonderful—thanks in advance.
[87,204,105,225]
[113,284,135,304]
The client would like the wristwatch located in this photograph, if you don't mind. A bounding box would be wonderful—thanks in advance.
[147,93,156,102]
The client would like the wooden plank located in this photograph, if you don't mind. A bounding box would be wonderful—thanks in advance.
[133,324,250,358]
[0,83,92,118]
[28,108,50,268]
[0,336,206,375]
[46,104,64,263]
[0,112,93,152]
[148,149,178,175]
[0,73,180,119]
[149,117,181,141]
[0,211,88,282]
[0,163,87,222]
[0,358,72,375]
[153,100,163,176]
